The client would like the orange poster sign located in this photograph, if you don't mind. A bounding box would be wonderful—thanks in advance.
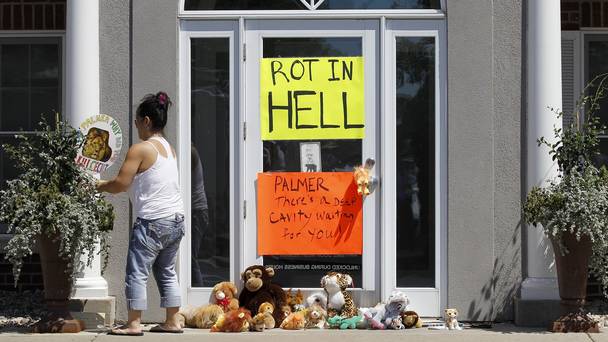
[257,172,363,255]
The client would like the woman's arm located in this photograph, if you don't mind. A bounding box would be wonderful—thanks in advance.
[96,144,145,194]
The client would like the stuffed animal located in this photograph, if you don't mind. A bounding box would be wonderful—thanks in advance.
[401,310,423,329]
[258,302,276,330]
[251,313,265,332]
[306,292,327,310]
[280,311,306,330]
[327,315,362,330]
[210,308,252,332]
[211,281,239,312]
[176,304,224,329]
[359,303,386,330]
[383,291,410,329]
[321,272,358,318]
[388,316,405,330]
[286,289,305,312]
[304,304,327,329]
[353,158,375,196]
[444,308,462,330]
[238,265,287,327]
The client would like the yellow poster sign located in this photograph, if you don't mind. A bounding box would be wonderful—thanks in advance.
[260,57,365,141]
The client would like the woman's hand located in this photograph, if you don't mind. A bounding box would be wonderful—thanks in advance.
[96,180,109,192]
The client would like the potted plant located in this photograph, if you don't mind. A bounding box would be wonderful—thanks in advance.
[0,117,114,333]
[523,75,608,332]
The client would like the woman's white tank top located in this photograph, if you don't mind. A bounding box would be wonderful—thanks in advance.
[129,136,184,220]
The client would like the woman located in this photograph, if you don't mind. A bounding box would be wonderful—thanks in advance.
[97,92,185,335]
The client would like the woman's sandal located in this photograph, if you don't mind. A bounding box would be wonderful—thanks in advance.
[149,324,184,334]
[107,326,144,336]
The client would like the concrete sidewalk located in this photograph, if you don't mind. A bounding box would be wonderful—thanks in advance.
[0,324,607,342]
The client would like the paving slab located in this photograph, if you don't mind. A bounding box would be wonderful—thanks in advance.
[0,324,603,342]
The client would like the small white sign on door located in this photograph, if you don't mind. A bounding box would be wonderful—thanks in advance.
[300,142,321,172]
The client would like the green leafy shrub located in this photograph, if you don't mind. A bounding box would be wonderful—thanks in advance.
[0,118,114,285]
[524,74,608,297]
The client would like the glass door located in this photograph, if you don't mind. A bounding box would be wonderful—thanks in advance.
[179,20,240,306]
[382,19,446,317]
[244,20,380,306]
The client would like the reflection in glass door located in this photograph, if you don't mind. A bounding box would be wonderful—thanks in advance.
[179,21,239,306]
[190,38,231,287]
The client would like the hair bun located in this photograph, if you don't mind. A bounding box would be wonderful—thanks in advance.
[157,92,168,105]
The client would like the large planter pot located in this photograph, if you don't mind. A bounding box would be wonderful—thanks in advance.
[34,234,84,333]
[550,232,599,333]
[551,232,592,304]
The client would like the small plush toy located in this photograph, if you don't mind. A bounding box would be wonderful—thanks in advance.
[444,308,462,330]
[239,265,287,327]
[401,310,423,329]
[258,302,276,330]
[176,304,224,329]
[321,272,358,318]
[286,289,305,312]
[306,292,327,310]
[383,291,410,329]
[251,313,267,332]
[388,316,405,330]
[280,311,306,330]
[327,315,362,330]
[211,281,239,312]
[359,303,386,330]
[353,158,375,196]
[304,304,327,329]
[210,308,252,333]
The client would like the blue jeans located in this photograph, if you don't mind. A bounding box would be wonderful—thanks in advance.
[125,213,185,311]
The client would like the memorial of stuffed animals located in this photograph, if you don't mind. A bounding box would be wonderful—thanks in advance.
[176,266,463,332]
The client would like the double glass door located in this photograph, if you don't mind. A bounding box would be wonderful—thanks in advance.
[180,18,444,315]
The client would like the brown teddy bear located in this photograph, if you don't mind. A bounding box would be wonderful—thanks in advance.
[304,304,327,329]
[210,308,252,333]
[238,265,287,327]
[211,281,239,312]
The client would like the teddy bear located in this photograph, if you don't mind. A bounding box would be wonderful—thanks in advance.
[304,304,327,329]
[176,304,224,329]
[383,291,410,329]
[401,310,423,329]
[238,265,287,327]
[210,308,252,332]
[321,272,358,318]
[353,158,375,196]
[444,308,462,330]
[211,281,239,312]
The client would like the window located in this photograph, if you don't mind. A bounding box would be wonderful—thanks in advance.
[0,37,62,234]
[0,1,66,30]
[585,36,608,166]
[184,0,440,11]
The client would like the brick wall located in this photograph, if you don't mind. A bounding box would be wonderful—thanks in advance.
[0,253,43,292]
